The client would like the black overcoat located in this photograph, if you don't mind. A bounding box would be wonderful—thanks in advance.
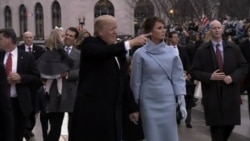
[69,37,128,141]
[191,41,248,126]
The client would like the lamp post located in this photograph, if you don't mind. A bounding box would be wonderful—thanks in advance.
[78,16,86,30]
[169,9,174,23]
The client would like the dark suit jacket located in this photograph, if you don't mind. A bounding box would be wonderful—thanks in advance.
[0,62,14,141]
[18,44,45,60]
[0,49,40,116]
[18,44,44,112]
[69,37,128,141]
[191,41,248,126]
[177,45,191,72]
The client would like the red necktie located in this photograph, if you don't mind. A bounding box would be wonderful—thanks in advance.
[216,44,223,71]
[6,53,12,96]
[6,53,12,75]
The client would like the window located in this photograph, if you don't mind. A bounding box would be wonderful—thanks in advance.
[94,0,114,18]
[134,0,154,35]
[35,3,44,39]
[4,6,12,28]
[52,1,61,28]
[19,4,27,37]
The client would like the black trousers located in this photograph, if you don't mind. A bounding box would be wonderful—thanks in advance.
[40,109,49,141]
[246,82,250,119]
[47,112,64,141]
[210,125,234,141]
[11,98,28,141]
[185,107,192,125]
[248,92,250,119]
[67,113,73,139]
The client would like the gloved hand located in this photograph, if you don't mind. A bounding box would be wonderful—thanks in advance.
[177,95,187,122]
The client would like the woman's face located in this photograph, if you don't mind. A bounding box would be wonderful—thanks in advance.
[151,22,166,42]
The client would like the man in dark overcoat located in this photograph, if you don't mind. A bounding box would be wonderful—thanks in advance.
[69,15,149,141]
[191,20,248,141]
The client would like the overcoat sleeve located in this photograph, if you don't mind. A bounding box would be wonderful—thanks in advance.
[229,45,248,83]
[19,53,40,84]
[81,37,127,61]
[171,56,186,95]
[130,50,143,102]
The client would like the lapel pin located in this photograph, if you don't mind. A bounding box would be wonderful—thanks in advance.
[20,56,24,59]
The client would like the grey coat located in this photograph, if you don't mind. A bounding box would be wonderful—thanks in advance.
[47,47,80,112]
[130,40,186,141]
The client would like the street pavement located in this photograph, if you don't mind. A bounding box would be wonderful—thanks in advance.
[26,95,250,141]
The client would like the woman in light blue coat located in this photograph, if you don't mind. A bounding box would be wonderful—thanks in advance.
[130,17,187,141]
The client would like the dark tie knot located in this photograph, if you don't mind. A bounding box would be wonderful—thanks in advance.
[216,44,220,48]
[28,47,32,52]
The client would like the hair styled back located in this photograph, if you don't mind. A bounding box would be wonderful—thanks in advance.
[94,15,116,36]
[0,28,17,44]
[45,29,64,50]
[142,16,166,34]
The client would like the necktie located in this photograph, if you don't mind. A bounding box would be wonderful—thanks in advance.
[6,53,12,96]
[66,47,71,55]
[28,47,32,53]
[6,53,12,75]
[215,44,223,71]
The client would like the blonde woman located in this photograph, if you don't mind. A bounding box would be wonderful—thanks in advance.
[37,28,73,98]
[75,29,91,49]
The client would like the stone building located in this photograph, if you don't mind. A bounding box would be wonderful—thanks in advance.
[0,0,165,39]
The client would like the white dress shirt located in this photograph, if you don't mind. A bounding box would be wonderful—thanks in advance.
[113,41,131,69]
[3,47,18,97]
[212,40,224,60]
[25,44,33,52]
[65,46,73,55]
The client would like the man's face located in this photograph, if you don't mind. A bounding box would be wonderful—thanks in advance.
[64,30,76,46]
[0,33,11,50]
[170,33,179,45]
[23,33,34,46]
[99,20,117,44]
[210,22,223,40]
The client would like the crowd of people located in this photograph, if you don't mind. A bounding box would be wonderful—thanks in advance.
[0,14,249,141]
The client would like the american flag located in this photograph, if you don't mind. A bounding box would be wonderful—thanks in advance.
[201,15,209,27]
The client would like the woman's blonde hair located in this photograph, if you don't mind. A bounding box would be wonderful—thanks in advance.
[75,29,91,46]
[94,15,116,36]
[45,29,64,50]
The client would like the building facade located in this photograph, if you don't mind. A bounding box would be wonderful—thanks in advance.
[0,0,162,39]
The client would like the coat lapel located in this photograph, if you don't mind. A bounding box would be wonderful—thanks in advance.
[69,47,76,58]
[223,41,231,72]
[17,49,24,72]
[207,41,218,71]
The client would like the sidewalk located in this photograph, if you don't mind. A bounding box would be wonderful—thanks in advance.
[29,95,249,141]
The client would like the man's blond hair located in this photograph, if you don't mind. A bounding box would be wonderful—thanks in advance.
[94,15,116,36]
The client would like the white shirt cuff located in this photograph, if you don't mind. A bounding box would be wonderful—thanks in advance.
[124,41,131,51]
